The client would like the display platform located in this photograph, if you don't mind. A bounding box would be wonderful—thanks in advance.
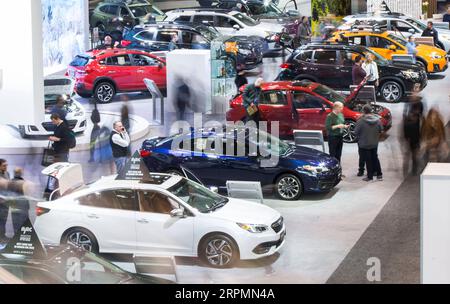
[0,111,151,155]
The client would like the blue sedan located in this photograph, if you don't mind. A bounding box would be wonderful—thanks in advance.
[140,128,342,201]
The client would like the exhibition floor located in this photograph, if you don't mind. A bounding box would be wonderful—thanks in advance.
[1,57,449,284]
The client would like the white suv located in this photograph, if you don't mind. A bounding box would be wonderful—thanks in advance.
[34,163,286,268]
[165,9,284,44]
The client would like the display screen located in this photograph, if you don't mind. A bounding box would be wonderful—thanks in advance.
[42,0,88,76]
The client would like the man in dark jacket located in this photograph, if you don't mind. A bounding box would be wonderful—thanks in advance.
[297,16,312,45]
[7,168,29,234]
[242,77,264,124]
[352,55,367,85]
[355,105,383,182]
[422,21,444,50]
[49,113,72,162]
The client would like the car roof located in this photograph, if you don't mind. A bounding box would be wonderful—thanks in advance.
[168,8,235,15]
[338,30,389,37]
[89,48,165,61]
[133,22,199,31]
[301,43,368,52]
[89,173,182,191]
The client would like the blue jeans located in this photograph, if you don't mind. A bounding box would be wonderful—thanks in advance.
[114,157,128,177]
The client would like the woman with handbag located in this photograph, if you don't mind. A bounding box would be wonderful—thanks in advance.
[420,108,449,164]
[242,77,264,125]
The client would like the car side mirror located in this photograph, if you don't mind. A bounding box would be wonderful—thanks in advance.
[233,24,240,31]
[389,45,397,51]
[170,208,185,218]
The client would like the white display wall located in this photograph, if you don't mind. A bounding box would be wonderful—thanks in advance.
[42,0,89,76]
[367,0,423,19]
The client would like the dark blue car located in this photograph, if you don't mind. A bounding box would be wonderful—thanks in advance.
[140,128,342,201]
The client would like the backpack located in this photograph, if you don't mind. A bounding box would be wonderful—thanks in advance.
[68,131,77,149]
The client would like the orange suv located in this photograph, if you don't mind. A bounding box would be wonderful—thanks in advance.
[331,30,448,73]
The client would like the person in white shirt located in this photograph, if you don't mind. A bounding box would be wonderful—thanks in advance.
[362,54,379,88]
[110,121,131,177]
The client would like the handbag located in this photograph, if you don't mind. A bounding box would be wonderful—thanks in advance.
[41,141,56,167]
[246,104,259,116]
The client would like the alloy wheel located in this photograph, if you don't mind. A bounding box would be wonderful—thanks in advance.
[343,121,357,143]
[67,231,93,252]
[382,83,401,102]
[277,176,301,200]
[96,84,114,103]
[205,239,233,266]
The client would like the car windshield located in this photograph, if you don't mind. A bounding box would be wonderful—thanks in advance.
[168,179,228,213]
[232,12,259,26]
[250,3,283,15]
[405,18,426,31]
[388,33,407,47]
[313,84,346,103]
[194,25,221,41]
[254,129,291,156]
[129,5,151,18]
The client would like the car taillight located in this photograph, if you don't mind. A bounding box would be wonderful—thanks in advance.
[36,207,50,216]
[280,63,291,69]
[65,71,69,77]
[140,150,152,157]
[121,40,132,47]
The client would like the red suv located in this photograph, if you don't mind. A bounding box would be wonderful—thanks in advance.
[67,49,166,103]
[226,80,392,143]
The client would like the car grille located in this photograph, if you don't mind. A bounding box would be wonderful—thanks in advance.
[271,217,284,233]
[42,120,77,131]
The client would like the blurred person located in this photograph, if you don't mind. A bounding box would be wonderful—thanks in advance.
[96,34,114,50]
[352,55,367,85]
[422,21,445,50]
[175,79,191,122]
[50,95,68,125]
[406,36,418,63]
[49,113,73,162]
[168,33,179,51]
[234,65,248,93]
[325,102,349,165]
[110,121,131,178]
[7,168,29,234]
[355,105,383,182]
[421,108,449,163]
[362,53,379,88]
[89,101,101,163]
[0,159,10,242]
[120,100,132,157]
[297,16,312,45]
[242,77,264,125]
[403,98,424,175]
[444,7,450,29]
[232,3,243,12]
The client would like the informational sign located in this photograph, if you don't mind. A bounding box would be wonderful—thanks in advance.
[117,150,152,181]
[2,218,47,260]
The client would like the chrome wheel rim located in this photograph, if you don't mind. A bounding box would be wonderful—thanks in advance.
[382,84,400,102]
[67,232,93,252]
[343,121,356,143]
[277,176,301,200]
[97,84,114,102]
[206,239,233,266]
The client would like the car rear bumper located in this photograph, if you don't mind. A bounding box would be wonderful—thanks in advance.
[75,82,94,96]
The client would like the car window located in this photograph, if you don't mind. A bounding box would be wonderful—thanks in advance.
[99,5,110,14]
[137,190,179,214]
[135,30,156,41]
[339,50,361,66]
[0,265,65,284]
[155,30,178,42]
[131,54,159,66]
[294,50,313,63]
[129,5,151,18]
[105,55,132,66]
[260,91,288,105]
[108,5,119,15]
[216,16,237,28]
[347,36,367,46]
[78,189,138,211]
[367,36,395,48]
[292,92,325,109]
[181,31,207,45]
[193,15,214,25]
[314,50,337,65]
[391,20,413,32]
[174,16,192,22]
[120,7,130,17]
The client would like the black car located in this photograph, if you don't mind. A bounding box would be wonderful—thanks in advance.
[0,245,173,284]
[276,43,428,103]
[122,22,265,70]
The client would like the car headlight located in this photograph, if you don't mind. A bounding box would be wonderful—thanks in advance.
[73,111,84,117]
[430,52,443,59]
[237,223,269,233]
[401,70,420,79]
[238,48,252,56]
[297,165,330,174]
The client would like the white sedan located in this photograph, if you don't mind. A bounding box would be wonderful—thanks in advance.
[34,163,286,268]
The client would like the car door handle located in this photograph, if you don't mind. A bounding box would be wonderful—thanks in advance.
[87,214,99,219]
[137,218,149,224]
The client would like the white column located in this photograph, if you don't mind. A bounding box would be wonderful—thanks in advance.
[0,0,44,125]
[421,163,450,284]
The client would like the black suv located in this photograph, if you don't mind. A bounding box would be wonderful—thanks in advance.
[276,43,428,103]
[122,22,265,69]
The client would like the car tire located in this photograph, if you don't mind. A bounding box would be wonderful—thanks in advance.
[199,234,239,268]
[343,120,357,143]
[380,81,403,103]
[94,82,115,103]
[62,228,99,253]
[275,173,303,201]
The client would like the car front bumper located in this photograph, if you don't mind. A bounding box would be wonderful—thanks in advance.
[22,118,87,137]
[237,227,286,260]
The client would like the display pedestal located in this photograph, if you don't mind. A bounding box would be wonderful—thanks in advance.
[421,163,450,283]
